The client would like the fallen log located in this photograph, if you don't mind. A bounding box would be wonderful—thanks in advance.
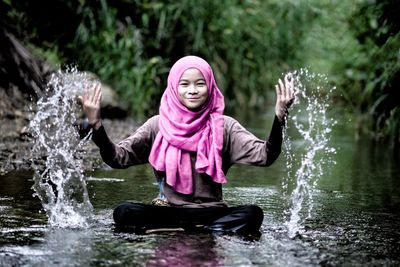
[0,27,54,99]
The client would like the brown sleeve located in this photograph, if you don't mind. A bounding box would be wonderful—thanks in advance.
[92,116,159,169]
[223,115,284,167]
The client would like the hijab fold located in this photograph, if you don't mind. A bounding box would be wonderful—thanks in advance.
[148,56,226,194]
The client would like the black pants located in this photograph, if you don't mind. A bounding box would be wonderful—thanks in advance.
[113,203,264,235]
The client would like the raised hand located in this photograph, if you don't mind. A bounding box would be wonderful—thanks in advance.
[78,83,102,130]
[275,74,298,122]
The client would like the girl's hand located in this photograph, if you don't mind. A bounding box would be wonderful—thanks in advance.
[78,83,102,130]
[275,74,298,122]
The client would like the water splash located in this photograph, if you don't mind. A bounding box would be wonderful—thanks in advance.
[30,67,95,228]
[282,69,337,238]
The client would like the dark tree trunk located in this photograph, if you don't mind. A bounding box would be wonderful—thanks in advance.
[0,27,54,99]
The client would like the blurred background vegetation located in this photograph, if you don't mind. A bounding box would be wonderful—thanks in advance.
[0,0,399,147]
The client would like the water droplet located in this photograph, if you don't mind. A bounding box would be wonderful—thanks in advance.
[282,68,336,238]
[29,68,94,228]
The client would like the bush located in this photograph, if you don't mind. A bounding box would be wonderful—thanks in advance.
[2,0,399,145]
[344,0,400,145]
[73,0,168,119]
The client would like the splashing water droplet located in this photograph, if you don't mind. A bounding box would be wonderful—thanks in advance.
[29,67,95,228]
[282,69,336,238]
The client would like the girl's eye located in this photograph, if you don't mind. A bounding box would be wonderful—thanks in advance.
[197,82,206,86]
[179,82,189,86]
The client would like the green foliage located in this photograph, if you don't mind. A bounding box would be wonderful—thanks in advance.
[27,44,63,68]
[342,0,400,144]
[298,1,363,98]
[70,0,316,115]
[73,0,168,119]
[1,0,399,145]
[123,0,314,108]
[185,0,313,108]
[294,0,399,146]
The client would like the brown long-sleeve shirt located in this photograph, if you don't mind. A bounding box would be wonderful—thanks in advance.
[92,115,284,207]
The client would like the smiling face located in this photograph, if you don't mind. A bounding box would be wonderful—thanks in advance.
[177,68,209,110]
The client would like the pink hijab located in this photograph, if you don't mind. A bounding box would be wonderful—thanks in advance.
[148,56,226,194]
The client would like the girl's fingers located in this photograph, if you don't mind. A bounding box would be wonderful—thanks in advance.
[95,84,102,105]
[275,84,281,98]
[285,74,297,100]
[284,75,289,98]
[93,84,100,103]
[282,78,290,100]
[89,85,96,103]
[277,75,299,108]
[284,74,290,86]
[290,78,294,97]
[278,79,285,96]
[80,83,102,107]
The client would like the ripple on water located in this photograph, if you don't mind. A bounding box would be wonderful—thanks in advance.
[87,177,125,183]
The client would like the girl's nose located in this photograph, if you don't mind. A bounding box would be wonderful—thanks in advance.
[188,84,198,94]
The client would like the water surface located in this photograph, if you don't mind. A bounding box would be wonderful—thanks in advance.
[1,112,400,266]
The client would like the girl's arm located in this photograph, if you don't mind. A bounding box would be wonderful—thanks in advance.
[223,115,284,167]
[224,75,297,167]
[79,83,156,168]
[91,118,156,168]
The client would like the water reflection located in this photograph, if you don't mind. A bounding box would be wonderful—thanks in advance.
[145,233,221,267]
[1,229,94,266]
[350,139,400,209]
[1,112,400,266]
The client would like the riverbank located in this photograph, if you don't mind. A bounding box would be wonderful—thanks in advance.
[0,85,138,175]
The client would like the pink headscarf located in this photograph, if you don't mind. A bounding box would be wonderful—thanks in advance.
[148,56,226,194]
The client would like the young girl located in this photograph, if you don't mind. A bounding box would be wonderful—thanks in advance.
[79,55,296,235]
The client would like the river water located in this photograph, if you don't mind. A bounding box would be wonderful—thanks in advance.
[1,108,399,266]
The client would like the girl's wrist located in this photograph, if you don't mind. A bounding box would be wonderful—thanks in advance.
[275,107,287,122]
[90,119,102,130]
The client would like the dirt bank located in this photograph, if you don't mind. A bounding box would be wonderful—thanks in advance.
[0,85,138,175]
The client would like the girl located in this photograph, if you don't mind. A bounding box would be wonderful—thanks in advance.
[79,55,296,235]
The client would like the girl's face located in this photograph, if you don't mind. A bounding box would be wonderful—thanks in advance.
[177,68,208,110]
